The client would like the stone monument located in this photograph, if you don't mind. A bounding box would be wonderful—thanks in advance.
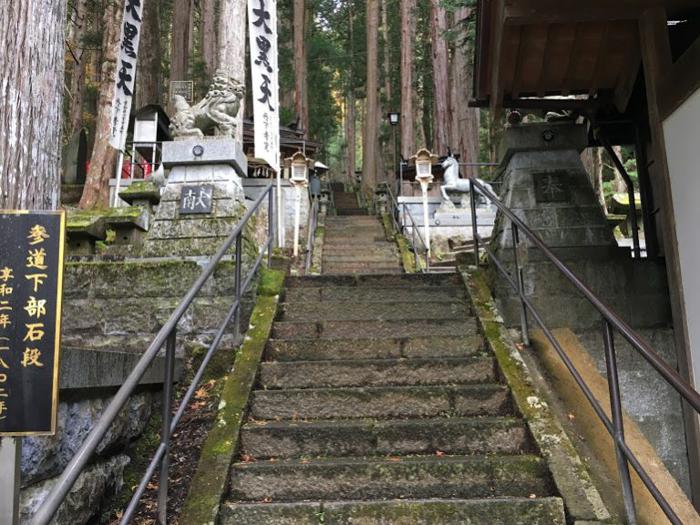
[141,72,249,258]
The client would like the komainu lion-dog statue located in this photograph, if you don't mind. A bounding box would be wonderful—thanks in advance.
[170,70,245,140]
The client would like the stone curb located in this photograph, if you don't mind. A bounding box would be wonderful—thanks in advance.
[460,267,613,524]
[178,267,285,524]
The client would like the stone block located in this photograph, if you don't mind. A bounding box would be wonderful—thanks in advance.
[162,138,247,177]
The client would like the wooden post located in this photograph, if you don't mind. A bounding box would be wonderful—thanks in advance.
[0,437,21,525]
[639,7,700,506]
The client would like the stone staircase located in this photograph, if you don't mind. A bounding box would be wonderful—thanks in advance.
[322,216,402,274]
[333,186,366,216]
[220,273,567,524]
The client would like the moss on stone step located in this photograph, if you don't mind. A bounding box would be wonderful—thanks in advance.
[178,268,285,525]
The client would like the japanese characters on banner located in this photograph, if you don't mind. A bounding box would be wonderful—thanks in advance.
[0,212,66,436]
[248,0,280,172]
[109,0,144,150]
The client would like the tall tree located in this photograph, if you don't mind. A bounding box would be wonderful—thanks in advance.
[79,0,121,208]
[449,6,480,178]
[430,0,450,155]
[0,0,65,210]
[171,0,193,82]
[346,94,356,181]
[293,0,309,135]
[0,0,66,497]
[201,0,217,78]
[399,0,417,159]
[217,0,247,143]
[67,0,89,135]
[136,0,162,107]
[362,0,380,193]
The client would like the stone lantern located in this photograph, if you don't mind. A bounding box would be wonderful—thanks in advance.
[411,148,438,257]
[284,152,314,257]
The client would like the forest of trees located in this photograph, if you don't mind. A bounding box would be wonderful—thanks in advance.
[50,0,486,208]
[1,0,627,212]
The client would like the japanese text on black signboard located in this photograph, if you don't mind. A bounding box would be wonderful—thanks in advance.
[0,212,65,436]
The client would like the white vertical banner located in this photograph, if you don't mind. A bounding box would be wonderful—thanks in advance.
[248,0,280,172]
[109,0,144,150]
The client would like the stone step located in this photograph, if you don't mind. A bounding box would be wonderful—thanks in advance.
[326,217,381,224]
[265,335,484,361]
[221,497,567,525]
[278,301,470,322]
[240,416,529,459]
[323,236,389,244]
[259,356,495,389]
[270,318,479,340]
[322,254,399,264]
[248,384,511,420]
[285,273,461,288]
[228,455,552,502]
[283,285,465,303]
[336,209,368,216]
[325,223,384,229]
[322,266,403,275]
[320,244,396,254]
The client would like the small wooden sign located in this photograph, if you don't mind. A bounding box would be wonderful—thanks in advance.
[180,185,214,215]
[0,211,66,436]
[169,80,194,104]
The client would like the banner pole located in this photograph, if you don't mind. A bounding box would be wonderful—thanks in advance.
[277,168,283,248]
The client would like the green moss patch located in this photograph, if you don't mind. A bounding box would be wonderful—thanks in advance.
[179,268,285,524]
[460,268,612,523]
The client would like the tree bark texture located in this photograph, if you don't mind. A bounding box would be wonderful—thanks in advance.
[67,0,89,135]
[201,0,218,78]
[362,0,380,193]
[346,94,356,181]
[217,0,247,143]
[449,7,480,179]
[431,0,450,156]
[293,0,309,135]
[399,0,417,159]
[0,0,66,210]
[79,0,121,209]
[171,0,192,81]
[136,0,162,107]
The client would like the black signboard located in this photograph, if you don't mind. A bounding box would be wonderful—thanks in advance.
[533,171,571,203]
[0,211,65,436]
[180,185,214,215]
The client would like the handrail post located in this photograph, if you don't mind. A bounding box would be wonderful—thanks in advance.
[469,183,480,267]
[157,329,177,525]
[511,223,530,346]
[234,232,243,342]
[603,319,637,525]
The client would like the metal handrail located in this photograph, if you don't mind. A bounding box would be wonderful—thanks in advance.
[468,176,700,525]
[32,184,276,525]
[385,186,429,272]
[305,196,319,273]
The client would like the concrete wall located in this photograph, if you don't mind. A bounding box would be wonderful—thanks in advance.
[663,86,700,388]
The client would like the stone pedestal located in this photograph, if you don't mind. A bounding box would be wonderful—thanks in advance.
[491,123,670,331]
[141,139,248,257]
